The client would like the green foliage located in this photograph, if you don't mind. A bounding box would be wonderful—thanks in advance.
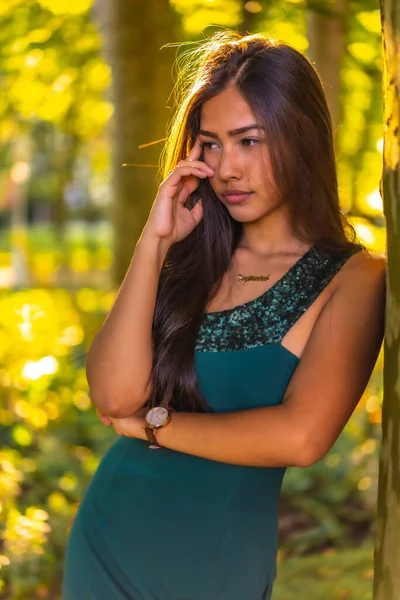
[0,1,386,252]
[170,0,242,34]
[0,286,118,599]
[274,538,375,599]
[0,222,113,286]
[0,283,383,598]
[1,0,112,141]
[340,8,383,215]
[0,1,386,597]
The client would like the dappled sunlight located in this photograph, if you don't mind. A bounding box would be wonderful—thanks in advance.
[0,0,389,597]
[0,285,384,597]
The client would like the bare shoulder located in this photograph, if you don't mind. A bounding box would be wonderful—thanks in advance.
[332,247,386,300]
[337,247,386,274]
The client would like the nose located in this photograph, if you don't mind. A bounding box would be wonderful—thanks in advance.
[217,147,242,181]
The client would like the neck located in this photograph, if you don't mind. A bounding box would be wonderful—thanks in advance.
[238,209,303,257]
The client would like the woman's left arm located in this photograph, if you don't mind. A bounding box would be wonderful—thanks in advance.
[111,253,386,468]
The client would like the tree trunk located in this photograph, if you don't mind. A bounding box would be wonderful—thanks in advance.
[306,0,349,144]
[10,136,32,288]
[97,0,178,283]
[374,0,400,598]
[52,131,80,277]
[240,1,262,35]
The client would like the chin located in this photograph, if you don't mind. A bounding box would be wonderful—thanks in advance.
[225,204,268,223]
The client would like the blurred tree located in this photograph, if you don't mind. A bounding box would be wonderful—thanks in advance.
[306,0,349,138]
[96,0,179,282]
[374,0,400,598]
[240,0,264,34]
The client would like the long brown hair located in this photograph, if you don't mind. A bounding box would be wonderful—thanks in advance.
[146,31,363,413]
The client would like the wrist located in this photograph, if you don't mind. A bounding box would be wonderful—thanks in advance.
[137,230,172,269]
[143,406,172,448]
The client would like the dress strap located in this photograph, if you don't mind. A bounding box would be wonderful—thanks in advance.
[195,246,362,353]
[269,245,362,344]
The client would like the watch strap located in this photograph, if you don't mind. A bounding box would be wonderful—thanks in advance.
[143,424,162,449]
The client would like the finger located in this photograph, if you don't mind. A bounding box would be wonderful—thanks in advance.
[164,165,213,186]
[186,136,203,161]
[176,176,202,204]
[96,410,111,426]
[177,159,214,174]
[190,198,203,225]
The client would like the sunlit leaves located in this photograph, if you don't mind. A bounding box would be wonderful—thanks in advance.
[266,22,308,52]
[12,425,33,446]
[170,0,241,33]
[348,42,378,64]
[58,471,78,491]
[3,506,51,560]
[1,0,111,140]
[0,289,83,362]
[0,453,23,501]
[0,285,119,593]
[72,391,91,411]
[38,0,93,15]
[0,3,389,597]
[257,2,308,52]
[27,29,52,44]
[84,60,111,91]
[340,70,372,156]
[357,10,382,35]
[47,491,68,514]
[349,216,387,251]
[337,4,384,222]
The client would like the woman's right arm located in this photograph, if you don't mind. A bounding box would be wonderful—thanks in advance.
[86,231,171,418]
[86,136,214,418]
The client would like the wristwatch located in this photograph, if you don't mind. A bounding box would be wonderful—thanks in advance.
[143,406,172,449]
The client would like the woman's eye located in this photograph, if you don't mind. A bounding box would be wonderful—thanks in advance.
[242,138,259,147]
[200,141,216,150]
[200,139,259,150]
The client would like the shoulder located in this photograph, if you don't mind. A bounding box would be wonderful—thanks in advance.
[330,247,386,306]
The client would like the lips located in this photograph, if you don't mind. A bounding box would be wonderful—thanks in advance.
[223,192,252,204]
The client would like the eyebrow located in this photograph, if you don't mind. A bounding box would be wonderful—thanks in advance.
[199,125,264,138]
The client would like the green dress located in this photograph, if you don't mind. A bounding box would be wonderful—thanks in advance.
[63,244,361,600]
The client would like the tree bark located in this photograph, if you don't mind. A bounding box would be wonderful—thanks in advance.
[96,0,178,283]
[374,0,400,598]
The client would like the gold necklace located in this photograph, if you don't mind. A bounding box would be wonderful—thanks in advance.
[237,273,272,285]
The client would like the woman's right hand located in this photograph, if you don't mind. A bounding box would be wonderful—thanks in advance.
[143,137,214,245]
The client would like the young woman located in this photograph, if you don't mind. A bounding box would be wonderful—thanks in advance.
[63,31,386,600]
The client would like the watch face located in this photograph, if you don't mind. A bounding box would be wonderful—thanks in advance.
[146,407,169,427]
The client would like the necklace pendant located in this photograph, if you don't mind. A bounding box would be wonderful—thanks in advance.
[237,273,271,285]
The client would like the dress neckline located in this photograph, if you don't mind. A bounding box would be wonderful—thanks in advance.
[204,244,316,316]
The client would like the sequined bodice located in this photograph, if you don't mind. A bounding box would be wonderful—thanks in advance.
[195,245,362,353]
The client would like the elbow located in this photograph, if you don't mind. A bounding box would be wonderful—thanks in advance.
[86,357,152,417]
[296,435,325,468]
[89,384,152,418]
[297,448,317,468]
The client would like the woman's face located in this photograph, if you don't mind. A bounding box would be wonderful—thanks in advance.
[199,84,282,222]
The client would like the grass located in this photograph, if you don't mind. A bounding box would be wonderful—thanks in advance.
[273,538,374,599]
